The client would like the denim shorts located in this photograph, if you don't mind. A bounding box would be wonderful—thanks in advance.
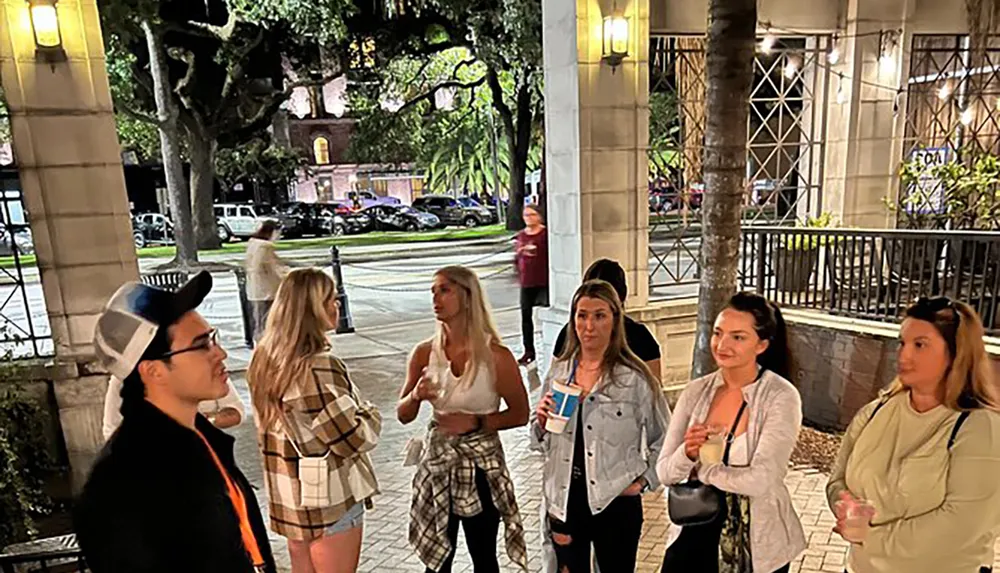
[324,502,365,535]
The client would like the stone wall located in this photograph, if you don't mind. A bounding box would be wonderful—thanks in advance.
[630,302,1000,430]
[784,310,1000,430]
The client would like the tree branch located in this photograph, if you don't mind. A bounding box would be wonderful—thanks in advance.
[113,97,164,128]
[486,68,515,138]
[182,10,239,41]
[396,76,486,115]
[452,58,478,80]
[217,71,344,147]
[219,29,266,105]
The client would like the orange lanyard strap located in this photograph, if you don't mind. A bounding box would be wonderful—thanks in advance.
[195,431,265,566]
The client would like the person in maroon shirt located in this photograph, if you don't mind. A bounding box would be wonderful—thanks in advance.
[515,204,549,365]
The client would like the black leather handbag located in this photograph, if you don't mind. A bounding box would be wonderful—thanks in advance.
[667,400,748,526]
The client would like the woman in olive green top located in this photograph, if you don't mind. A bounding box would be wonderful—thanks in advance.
[827,297,1000,573]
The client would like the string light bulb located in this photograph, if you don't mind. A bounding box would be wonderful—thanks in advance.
[760,27,776,54]
[878,29,899,76]
[828,35,841,65]
[783,57,799,79]
[938,82,952,101]
[961,108,974,126]
[836,73,847,104]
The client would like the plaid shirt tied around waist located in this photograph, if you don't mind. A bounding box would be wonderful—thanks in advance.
[409,426,528,571]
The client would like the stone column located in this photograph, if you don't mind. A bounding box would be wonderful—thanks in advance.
[822,0,913,228]
[540,0,650,355]
[1,0,139,487]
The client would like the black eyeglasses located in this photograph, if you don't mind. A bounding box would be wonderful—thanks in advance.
[157,329,220,360]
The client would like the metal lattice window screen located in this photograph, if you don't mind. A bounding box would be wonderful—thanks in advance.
[900,35,1000,230]
[0,85,52,358]
[648,35,831,300]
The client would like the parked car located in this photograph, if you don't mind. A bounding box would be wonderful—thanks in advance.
[325,201,356,216]
[412,195,464,227]
[213,203,277,241]
[324,206,372,236]
[275,202,330,238]
[456,196,498,226]
[132,212,175,249]
[346,190,402,210]
[361,204,439,232]
[0,223,33,256]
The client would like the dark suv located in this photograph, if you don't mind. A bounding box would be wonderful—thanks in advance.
[413,195,495,227]
[412,196,465,227]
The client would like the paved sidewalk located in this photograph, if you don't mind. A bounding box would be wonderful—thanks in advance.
[225,310,1000,572]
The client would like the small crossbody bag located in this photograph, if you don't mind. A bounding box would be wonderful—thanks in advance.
[283,416,333,509]
[667,400,749,526]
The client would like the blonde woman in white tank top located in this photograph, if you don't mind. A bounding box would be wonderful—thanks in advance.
[397,266,531,573]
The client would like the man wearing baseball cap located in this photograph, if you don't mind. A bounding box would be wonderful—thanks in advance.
[74,271,276,573]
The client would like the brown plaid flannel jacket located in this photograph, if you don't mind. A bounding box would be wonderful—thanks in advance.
[409,425,528,571]
[257,353,381,541]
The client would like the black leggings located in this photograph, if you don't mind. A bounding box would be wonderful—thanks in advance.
[519,286,548,358]
[549,483,644,572]
[429,468,500,573]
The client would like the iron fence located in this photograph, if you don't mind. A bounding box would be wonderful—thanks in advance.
[648,35,831,299]
[740,226,1000,335]
[900,35,1000,230]
[0,170,51,358]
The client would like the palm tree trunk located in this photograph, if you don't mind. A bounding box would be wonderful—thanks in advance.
[691,0,757,377]
[142,19,197,268]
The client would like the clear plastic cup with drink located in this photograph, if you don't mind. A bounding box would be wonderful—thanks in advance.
[835,497,876,543]
[699,425,727,465]
[545,380,583,433]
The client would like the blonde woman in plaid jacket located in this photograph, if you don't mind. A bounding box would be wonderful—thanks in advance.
[398,266,531,573]
[248,269,382,573]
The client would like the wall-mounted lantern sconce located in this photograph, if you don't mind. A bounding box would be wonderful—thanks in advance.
[28,0,66,63]
[601,14,629,71]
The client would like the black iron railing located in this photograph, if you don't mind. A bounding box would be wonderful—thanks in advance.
[740,226,1000,335]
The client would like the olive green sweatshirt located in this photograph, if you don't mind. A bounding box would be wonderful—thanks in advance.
[827,391,1000,573]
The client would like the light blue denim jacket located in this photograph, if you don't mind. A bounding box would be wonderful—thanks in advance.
[530,359,670,521]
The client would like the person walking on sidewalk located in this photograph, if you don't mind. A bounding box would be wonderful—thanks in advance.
[515,204,548,366]
[75,271,277,573]
[248,268,381,573]
[398,265,530,573]
[532,280,669,572]
[658,292,805,573]
[827,297,1000,573]
[246,220,287,343]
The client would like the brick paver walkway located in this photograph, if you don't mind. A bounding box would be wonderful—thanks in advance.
[228,319,1000,572]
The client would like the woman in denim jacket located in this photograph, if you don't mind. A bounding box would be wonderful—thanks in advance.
[531,280,670,572]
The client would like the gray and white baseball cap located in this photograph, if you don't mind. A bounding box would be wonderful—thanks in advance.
[94,271,213,379]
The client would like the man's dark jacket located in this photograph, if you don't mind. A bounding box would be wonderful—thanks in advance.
[74,400,277,573]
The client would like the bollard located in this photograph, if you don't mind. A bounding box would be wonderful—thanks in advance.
[330,246,356,334]
[233,268,255,348]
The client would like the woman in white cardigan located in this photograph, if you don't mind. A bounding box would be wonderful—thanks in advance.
[657,292,806,573]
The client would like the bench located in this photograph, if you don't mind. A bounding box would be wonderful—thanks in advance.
[139,272,189,293]
[0,534,87,573]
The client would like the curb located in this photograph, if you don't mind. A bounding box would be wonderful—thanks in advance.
[146,236,515,273]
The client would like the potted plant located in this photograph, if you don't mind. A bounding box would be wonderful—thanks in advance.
[772,212,837,293]
[894,149,1000,278]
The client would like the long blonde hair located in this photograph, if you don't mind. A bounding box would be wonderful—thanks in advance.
[557,280,660,403]
[889,297,999,411]
[248,268,337,430]
[433,266,503,386]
